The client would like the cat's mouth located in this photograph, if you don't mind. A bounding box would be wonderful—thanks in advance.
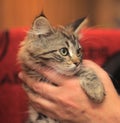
[43,62,81,76]
[52,64,81,76]
[65,65,81,76]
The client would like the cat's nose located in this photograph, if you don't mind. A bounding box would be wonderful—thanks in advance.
[71,56,80,66]
[74,62,80,66]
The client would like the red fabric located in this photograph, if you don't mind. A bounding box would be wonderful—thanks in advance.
[0,28,29,123]
[0,28,120,123]
[80,29,120,66]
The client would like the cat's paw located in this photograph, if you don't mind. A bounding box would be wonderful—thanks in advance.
[81,80,106,103]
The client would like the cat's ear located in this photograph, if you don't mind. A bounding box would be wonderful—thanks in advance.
[32,15,54,35]
[65,17,87,34]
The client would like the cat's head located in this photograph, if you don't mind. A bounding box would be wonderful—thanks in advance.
[26,15,84,76]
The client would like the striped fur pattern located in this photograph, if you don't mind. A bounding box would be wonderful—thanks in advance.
[18,15,105,123]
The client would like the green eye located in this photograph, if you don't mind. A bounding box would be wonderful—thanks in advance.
[59,48,69,56]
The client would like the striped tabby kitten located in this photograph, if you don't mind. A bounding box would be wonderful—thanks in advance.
[18,15,105,123]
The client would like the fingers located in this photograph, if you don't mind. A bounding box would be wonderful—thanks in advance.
[21,60,72,86]
[28,92,54,109]
[19,72,35,89]
[37,68,72,86]
[18,72,58,100]
[28,92,58,119]
[32,82,59,101]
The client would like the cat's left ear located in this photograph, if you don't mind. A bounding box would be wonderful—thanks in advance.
[65,17,87,34]
[32,15,54,35]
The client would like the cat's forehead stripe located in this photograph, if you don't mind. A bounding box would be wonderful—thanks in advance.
[65,41,69,47]
[60,30,77,46]
[28,49,57,57]
[39,50,57,56]
[61,31,70,40]
[70,36,78,47]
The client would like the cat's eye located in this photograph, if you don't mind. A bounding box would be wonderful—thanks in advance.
[77,48,82,56]
[59,48,69,56]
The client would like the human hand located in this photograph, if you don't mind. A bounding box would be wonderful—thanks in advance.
[19,60,120,123]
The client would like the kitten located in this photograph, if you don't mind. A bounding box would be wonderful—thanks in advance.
[18,15,105,123]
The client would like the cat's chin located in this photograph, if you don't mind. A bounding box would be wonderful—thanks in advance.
[56,69,78,76]
[47,63,81,76]
[54,66,80,76]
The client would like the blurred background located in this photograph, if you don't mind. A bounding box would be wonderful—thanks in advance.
[0,0,88,30]
[0,0,120,30]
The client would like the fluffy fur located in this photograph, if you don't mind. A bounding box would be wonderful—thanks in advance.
[18,15,105,123]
